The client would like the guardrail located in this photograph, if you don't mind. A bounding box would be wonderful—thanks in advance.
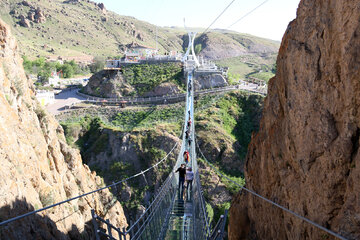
[76,85,266,105]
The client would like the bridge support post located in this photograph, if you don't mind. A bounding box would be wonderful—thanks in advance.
[91,209,100,240]
[106,219,113,239]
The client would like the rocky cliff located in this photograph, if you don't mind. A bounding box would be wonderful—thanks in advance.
[229,0,360,239]
[0,19,127,239]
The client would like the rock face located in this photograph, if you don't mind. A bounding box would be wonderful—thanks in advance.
[229,1,360,239]
[193,73,228,90]
[142,82,182,97]
[0,19,127,239]
[84,70,135,98]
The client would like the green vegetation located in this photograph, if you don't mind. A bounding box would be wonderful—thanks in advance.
[39,190,54,207]
[195,43,202,54]
[90,56,105,73]
[122,62,184,94]
[22,56,89,82]
[248,71,275,81]
[197,158,244,195]
[196,91,264,163]
[216,55,277,83]
[59,90,264,226]
[206,203,214,224]
[111,104,184,131]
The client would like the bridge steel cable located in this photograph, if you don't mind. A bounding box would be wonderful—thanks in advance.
[202,0,237,34]
[0,137,181,227]
[195,138,349,240]
[227,0,269,28]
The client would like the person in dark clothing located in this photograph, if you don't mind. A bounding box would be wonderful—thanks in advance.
[175,164,186,195]
[188,137,192,147]
[187,117,192,128]
[185,129,189,139]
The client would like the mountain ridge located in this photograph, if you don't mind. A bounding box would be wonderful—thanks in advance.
[0,0,279,61]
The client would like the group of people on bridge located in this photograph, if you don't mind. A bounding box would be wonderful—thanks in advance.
[175,76,195,200]
[175,164,194,199]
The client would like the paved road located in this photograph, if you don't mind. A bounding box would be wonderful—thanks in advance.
[46,88,86,115]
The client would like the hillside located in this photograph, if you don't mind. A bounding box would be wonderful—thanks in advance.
[0,0,185,58]
[0,0,279,67]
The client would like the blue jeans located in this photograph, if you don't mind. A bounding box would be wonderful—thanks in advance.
[179,177,185,196]
[187,180,193,193]
[179,177,185,189]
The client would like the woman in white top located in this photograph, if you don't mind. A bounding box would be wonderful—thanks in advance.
[186,167,194,193]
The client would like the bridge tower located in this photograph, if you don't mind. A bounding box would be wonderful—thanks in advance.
[182,19,200,68]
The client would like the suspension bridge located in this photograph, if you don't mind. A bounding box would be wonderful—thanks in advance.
[0,32,349,239]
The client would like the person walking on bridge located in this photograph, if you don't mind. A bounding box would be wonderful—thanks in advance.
[175,164,186,196]
[183,150,190,164]
[187,117,192,128]
[185,167,194,198]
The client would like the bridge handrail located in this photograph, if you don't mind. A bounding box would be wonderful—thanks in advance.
[126,172,175,235]
[76,85,266,104]
[0,139,180,227]
[195,137,348,240]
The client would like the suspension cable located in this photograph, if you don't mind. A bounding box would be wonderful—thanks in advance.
[228,0,269,28]
[0,140,180,227]
[203,0,237,34]
[195,137,348,240]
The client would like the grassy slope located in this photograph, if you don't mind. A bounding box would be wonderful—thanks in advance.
[0,0,279,64]
[0,0,185,58]
[216,54,277,82]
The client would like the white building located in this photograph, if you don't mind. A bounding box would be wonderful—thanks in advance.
[36,90,55,106]
[48,71,60,87]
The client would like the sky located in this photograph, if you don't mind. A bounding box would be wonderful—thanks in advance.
[93,0,300,41]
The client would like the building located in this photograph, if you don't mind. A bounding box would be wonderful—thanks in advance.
[48,71,60,87]
[124,42,157,62]
[36,90,55,106]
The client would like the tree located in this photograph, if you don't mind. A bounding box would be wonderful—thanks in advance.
[90,56,105,73]
[271,63,277,74]
[61,63,74,78]
[194,44,202,55]
[37,70,51,84]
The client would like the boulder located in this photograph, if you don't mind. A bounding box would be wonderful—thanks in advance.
[19,15,31,28]
[34,7,46,23]
[97,3,106,14]
[28,11,35,21]
[21,0,31,7]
